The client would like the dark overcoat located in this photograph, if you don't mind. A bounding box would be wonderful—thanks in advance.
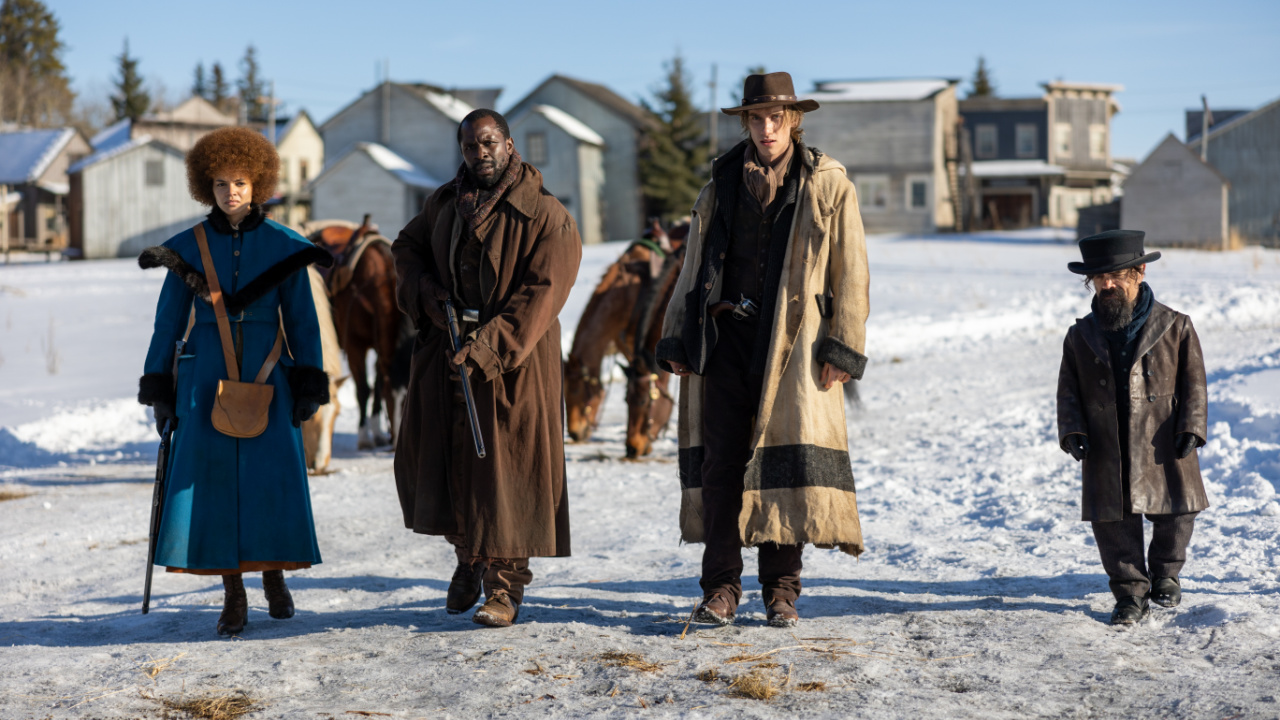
[391,163,581,559]
[137,209,332,570]
[1057,300,1210,522]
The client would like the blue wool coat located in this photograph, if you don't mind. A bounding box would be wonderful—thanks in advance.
[138,208,332,571]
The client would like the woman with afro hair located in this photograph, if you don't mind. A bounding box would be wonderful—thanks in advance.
[136,126,333,636]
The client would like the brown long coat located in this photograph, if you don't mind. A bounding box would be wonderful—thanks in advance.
[391,163,582,558]
[1057,300,1210,522]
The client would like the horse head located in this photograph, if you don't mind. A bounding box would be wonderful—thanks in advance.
[564,354,605,442]
[623,353,673,459]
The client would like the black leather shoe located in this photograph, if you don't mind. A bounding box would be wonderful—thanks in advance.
[1150,577,1181,608]
[446,560,487,615]
[262,570,295,619]
[217,574,248,636]
[1110,595,1150,626]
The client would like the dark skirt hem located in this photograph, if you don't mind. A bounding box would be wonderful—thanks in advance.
[165,561,313,575]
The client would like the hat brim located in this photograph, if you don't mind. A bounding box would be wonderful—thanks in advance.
[1067,251,1161,275]
[721,98,820,115]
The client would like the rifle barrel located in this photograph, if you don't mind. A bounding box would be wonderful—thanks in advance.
[445,300,487,459]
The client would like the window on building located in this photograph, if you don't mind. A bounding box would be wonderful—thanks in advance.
[975,125,998,159]
[527,132,548,165]
[905,176,929,211]
[145,160,164,186]
[299,160,309,182]
[1054,123,1072,159]
[1089,124,1107,160]
[1015,124,1038,158]
[856,175,889,211]
[279,159,289,185]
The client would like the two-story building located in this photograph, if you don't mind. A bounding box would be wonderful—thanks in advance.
[262,110,324,229]
[509,104,606,245]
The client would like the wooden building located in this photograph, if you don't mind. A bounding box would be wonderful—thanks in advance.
[1121,134,1229,249]
[67,136,206,259]
[801,79,960,234]
[1186,96,1280,246]
[0,127,91,257]
[310,142,441,237]
[509,104,606,245]
[132,96,238,152]
[263,110,324,229]
[508,75,653,242]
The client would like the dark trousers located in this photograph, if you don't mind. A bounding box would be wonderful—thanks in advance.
[1091,512,1197,599]
[699,317,803,609]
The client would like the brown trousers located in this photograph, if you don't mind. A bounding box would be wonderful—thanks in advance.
[699,316,803,610]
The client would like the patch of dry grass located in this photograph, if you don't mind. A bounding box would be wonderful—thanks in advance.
[138,652,186,682]
[0,489,33,502]
[696,668,719,683]
[794,681,827,692]
[149,690,257,719]
[598,651,664,672]
[726,669,781,701]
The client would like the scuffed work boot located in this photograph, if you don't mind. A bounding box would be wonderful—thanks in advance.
[765,597,799,628]
[1150,577,1181,608]
[446,560,487,615]
[472,590,520,627]
[217,574,248,636]
[1110,595,1150,626]
[262,570,295,619]
[693,591,736,626]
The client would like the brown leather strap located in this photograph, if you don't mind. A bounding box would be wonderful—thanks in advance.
[254,314,285,384]
[194,223,241,382]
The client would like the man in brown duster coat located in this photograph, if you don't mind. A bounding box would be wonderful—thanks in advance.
[391,109,581,627]
[1057,230,1209,626]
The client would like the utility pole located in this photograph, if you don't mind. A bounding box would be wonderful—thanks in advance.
[1200,94,1212,162]
[708,63,718,159]
[268,80,277,145]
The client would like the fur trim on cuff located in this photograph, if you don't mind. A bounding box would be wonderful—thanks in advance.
[139,246,210,302]
[289,365,331,407]
[138,373,175,407]
[655,336,689,373]
[816,337,868,380]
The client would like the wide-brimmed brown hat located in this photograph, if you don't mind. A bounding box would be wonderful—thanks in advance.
[721,72,820,115]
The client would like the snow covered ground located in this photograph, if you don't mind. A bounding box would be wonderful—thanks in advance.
[2,231,1279,719]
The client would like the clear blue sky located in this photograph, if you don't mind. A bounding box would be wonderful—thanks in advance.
[52,0,1280,160]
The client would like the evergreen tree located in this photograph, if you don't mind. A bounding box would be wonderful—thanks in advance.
[0,0,73,127]
[209,61,230,113]
[237,44,266,122]
[192,61,207,100]
[110,37,149,122]
[968,56,996,98]
[640,53,709,222]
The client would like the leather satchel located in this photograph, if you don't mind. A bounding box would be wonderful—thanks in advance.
[194,223,284,439]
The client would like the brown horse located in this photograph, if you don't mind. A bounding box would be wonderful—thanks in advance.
[622,225,686,458]
[307,216,404,450]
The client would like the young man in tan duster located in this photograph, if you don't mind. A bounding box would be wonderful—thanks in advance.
[1057,230,1209,625]
[656,72,870,628]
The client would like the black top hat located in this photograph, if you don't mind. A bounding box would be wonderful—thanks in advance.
[721,72,820,115]
[1067,230,1160,275]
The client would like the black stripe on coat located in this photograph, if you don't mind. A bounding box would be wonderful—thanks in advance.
[138,245,333,316]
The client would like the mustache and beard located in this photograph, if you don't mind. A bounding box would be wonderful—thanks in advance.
[467,156,509,189]
[1095,286,1135,332]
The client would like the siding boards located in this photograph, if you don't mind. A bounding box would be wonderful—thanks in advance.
[80,144,206,258]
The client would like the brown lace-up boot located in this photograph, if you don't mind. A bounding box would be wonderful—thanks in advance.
[472,558,531,627]
[262,570,295,619]
[217,574,248,636]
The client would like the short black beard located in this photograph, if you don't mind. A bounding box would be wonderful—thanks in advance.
[1096,291,1134,332]
[467,158,508,189]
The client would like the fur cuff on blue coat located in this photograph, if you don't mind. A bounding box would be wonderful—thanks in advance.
[289,366,331,407]
[816,337,868,380]
[138,373,175,407]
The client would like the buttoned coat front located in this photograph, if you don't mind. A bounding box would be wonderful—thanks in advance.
[1057,301,1210,521]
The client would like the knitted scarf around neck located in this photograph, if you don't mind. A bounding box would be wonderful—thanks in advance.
[454,151,523,234]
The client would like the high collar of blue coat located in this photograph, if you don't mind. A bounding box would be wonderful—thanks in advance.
[207,203,266,235]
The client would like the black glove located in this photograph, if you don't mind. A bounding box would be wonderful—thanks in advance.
[153,399,176,435]
[420,277,450,331]
[292,398,321,428]
[1065,434,1089,462]
[1176,432,1200,459]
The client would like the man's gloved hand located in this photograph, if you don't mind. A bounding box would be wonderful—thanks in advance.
[1176,432,1200,459]
[292,398,321,428]
[153,399,176,435]
[420,277,450,331]
[1065,434,1089,462]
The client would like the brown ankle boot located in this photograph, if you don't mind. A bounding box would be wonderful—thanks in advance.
[217,574,248,636]
[694,590,737,626]
[472,590,520,627]
[446,560,487,615]
[262,570,294,619]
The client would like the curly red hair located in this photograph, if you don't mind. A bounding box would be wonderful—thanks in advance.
[185,126,279,206]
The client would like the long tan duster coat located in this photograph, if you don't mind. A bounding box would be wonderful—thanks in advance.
[656,143,870,556]
[1057,301,1210,521]
[391,163,582,558]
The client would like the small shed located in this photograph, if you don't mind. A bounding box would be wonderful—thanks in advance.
[0,127,91,255]
[309,142,441,237]
[67,137,207,259]
[510,104,605,244]
[1121,134,1229,249]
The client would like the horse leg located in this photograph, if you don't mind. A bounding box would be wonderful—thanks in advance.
[351,346,374,450]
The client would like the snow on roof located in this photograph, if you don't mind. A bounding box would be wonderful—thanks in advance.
[0,128,76,184]
[360,142,442,189]
[422,90,473,123]
[806,79,956,103]
[965,160,1065,178]
[528,105,605,146]
[68,134,156,174]
[2,190,20,207]
[90,119,132,153]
